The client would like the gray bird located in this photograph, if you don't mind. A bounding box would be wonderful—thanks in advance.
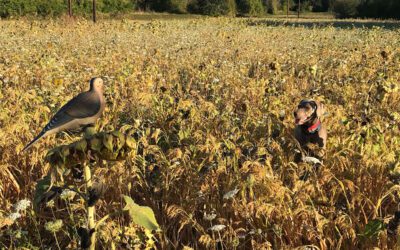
[22,77,105,151]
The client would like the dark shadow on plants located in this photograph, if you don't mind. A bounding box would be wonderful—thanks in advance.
[246,19,400,30]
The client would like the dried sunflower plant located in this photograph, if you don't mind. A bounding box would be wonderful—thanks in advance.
[33,126,160,249]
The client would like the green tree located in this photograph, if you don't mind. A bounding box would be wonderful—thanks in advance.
[101,0,135,13]
[152,0,188,13]
[36,0,65,16]
[266,0,279,14]
[0,0,37,17]
[167,0,188,13]
[332,0,360,18]
[310,0,331,11]
[236,0,265,16]
[357,0,400,19]
[191,0,236,16]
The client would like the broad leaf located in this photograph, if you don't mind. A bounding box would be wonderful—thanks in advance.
[125,135,136,149]
[90,137,103,152]
[102,134,114,151]
[74,139,87,152]
[123,196,160,231]
[360,219,385,238]
[33,175,52,210]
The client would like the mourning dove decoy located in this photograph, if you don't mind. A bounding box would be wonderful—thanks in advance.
[22,77,105,152]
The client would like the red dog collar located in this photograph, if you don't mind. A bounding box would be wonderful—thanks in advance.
[307,120,321,133]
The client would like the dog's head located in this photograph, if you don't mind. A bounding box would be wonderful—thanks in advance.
[294,99,325,125]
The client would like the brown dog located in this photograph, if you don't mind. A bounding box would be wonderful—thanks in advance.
[293,99,327,159]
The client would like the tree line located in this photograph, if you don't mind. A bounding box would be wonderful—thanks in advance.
[0,0,399,19]
[333,0,400,19]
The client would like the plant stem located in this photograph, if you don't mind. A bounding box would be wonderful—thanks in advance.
[54,232,61,250]
[84,164,96,250]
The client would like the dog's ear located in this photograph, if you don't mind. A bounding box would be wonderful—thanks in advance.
[314,100,325,118]
[299,99,312,106]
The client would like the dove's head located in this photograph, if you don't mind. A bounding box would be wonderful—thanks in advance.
[89,77,104,92]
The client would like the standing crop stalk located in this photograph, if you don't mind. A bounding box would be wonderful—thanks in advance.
[84,164,96,250]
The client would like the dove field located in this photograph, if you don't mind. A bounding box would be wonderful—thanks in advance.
[0,17,400,249]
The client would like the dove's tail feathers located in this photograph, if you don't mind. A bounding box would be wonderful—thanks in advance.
[21,114,68,152]
[21,130,47,152]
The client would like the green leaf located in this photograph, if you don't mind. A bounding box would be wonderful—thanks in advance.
[102,133,114,151]
[56,146,70,166]
[74,139,87,152]
[360,219,385,238]
[46,148,56,159]
[84,126,97,137]
[33,175,51,210]
[123,196,160,231]
[112,130,123,138]
[61,146,70,158]
[101,148,115,160]
[125,135,136,149]
[118,149,126,160]
[112,131,125,150]
[46,148,61,165]
[90,137,103,152]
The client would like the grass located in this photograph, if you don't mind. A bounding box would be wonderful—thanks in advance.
[0,16,400,249]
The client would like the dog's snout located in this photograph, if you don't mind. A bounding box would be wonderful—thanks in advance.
[293,111,297,117]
